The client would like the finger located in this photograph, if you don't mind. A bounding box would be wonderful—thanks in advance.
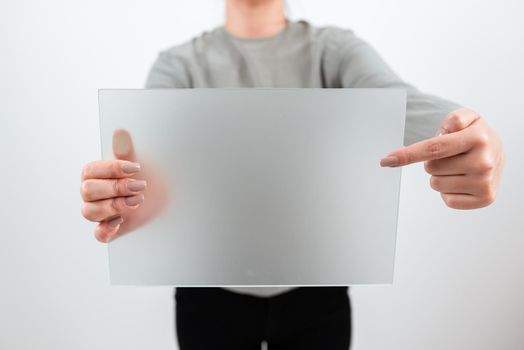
[81,159,141,180]
[436,108,480,135]
[94,216,123,243]
[80,178,147,202]
[441,193,493,210]
[81,193,144,222]
[113,129,136,161]
[381,127,477,167]
[424,149,493,176]
[429,175,486,195]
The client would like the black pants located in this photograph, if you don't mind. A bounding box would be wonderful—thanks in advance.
[175,287,352,350]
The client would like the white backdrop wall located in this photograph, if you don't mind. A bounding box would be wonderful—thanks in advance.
[1,0,523,349]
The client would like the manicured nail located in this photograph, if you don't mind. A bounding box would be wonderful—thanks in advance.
[107,215,123,228]
[435,126,449,137]
[380,156,399,167]
[122,162,141,174]
[127,180,147,192]
[125,193,144,207]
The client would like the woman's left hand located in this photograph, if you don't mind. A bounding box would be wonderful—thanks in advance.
[380,108,505,209]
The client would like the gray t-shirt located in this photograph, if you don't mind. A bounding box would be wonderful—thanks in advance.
[145,20,460,297]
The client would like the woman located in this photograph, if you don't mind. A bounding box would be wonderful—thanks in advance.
[80,0,504,349]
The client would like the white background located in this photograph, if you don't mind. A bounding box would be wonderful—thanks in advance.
[1,0,523,349]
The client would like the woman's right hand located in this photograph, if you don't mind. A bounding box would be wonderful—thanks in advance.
[80,129,165,243]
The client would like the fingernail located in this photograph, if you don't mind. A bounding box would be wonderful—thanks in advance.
[122,162,141,174]
[107,215,123,228]
[125,193,144,207]
[435,126,449,137]
[127,180,147,192]
[380,156,399,167]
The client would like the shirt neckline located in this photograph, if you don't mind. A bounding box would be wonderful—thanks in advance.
[220,20,293,45]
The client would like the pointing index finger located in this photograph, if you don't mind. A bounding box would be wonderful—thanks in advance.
[380,129,474,167]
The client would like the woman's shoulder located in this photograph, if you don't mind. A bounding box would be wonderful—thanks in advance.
[158,26,227,59]
[146,27,225,88]
[294,20,358,44]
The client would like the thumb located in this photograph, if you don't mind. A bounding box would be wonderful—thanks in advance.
[435,108,480,136]
[112,129,137,161]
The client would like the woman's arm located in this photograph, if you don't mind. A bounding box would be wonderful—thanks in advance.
[331,29,504,209]
[332,28,460,145]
